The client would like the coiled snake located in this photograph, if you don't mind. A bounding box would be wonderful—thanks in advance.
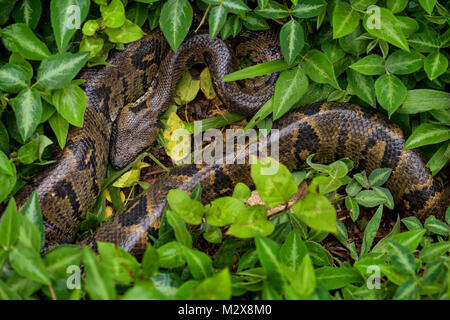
[15,28,446,256]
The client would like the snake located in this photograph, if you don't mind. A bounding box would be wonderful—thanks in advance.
[14,27,447,256]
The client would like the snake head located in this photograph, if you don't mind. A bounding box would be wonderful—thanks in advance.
[109,100,160,169]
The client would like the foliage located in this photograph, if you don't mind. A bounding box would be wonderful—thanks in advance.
[1,156,450,300]
[0,0,449,300]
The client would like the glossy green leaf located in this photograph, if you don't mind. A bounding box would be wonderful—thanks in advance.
[375,74,407,116]
[302,49,340,89]
[10,245,51,284]
[293,192,337,234]
[208,5,226,40]
[403,123,450,149]
[100,0,125,28]
[50,0,90,52]
[1,23,50,60]
[280,19,304,66]
[332,1,360,39]
[399,89,450,114]
[363,8,409,52]
[0,198,20,248]
[14,88,42,141]
[291,0,326,18]
[183,247,214,280]
[0,64,31,93]
[273,68,308,120]
[83,247,116,299]
[251,157,298,208]
[159,0,193,51]
[37,52,89,90]
[52,84,87,127]
[424,52,448,81]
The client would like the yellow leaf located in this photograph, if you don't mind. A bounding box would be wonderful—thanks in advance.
[200,67,216,100]
[160,111,191,163]
[105,206,113,218]
[173,71,200,105]
[112,161,149,188]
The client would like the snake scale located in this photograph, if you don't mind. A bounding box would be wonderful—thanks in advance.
[14,27,446,256]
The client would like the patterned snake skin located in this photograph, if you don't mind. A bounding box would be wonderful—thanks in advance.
[14,28,446,255]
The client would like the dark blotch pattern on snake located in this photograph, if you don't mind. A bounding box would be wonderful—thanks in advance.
[13,28,447,256]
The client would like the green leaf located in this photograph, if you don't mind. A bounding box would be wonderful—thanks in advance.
[292,192,337,234]
[397,16,419,38]
[401,216,423,231]
[232,182,251,202]
[190,268,231,300]
[166,210,192,247]
[0,199,20,248]
[100,0,125,28]
[387,0,408,13]
[419,0,437,14]
[368,168,392,187]
[399,89,450,114]
[52,84,87,127]
[0,122,9,154]
[388,241,415,274]
[280,19,304,66]
[0,64,31,93]
[350,55,385,75]
[44,245,82,279]
[255,235,285,290]
[227,205,274,238]
[345,196,360,222]
[167,189,204,225]
[0,279,22,300]
[242,12,269,31]
[273,68,308,120]
[1,23,50,60]
[375,74,407,116]
[48,112,69,149]
[424,216,449,236]
[20,191,44,249]
[141,244,159,278]
[208,5,227,40]
[408,33,440,53]
[223,58,288,82]
[403,123,450,149]
[97,242,139,285]
[9,245,50,285]
[424,52,448,81]
[351,0,378,10]
[426,141,450,176]
[37,52,89,90]
[386,50,424,75]
[203,227,222,243]
[279,231,308,271]
[251,157,298,208]
[18,138,38,164]
[0,150,13,176]
[159,0,193,51]
[315,267,362,290]
[157,241,186,268]
[360,205,383,256]
[104,19,145,43]
[332,1,360,39]
[362,7,409,52]
[206,197,247,226]
[14,88,42,141]
[220,0,250,14]
[390,229,426,252]
[291,0,326,18]
[393,278,418,300]
[347,69,376,107]
[83,247,116,299]
[356,190,388,207]
[13,0,42,30]
[183,247,214,280]
[302,49,340,89]
[50,0,90,52]
[254,0,289,19]
[0,158,16,204]
[419,241,450,263]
